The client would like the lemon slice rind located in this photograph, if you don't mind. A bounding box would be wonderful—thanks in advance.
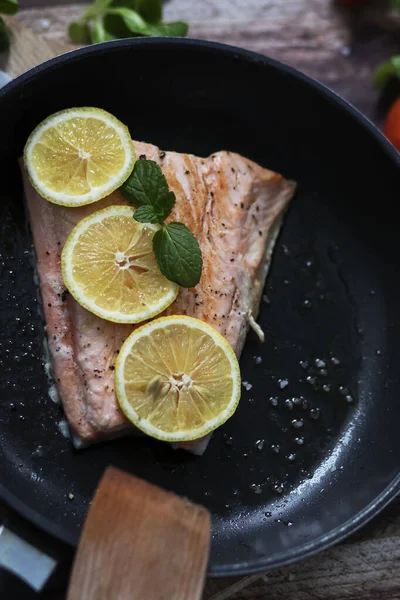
[115,315,241,442]
[24,107,135,207]
[61,206,178,323]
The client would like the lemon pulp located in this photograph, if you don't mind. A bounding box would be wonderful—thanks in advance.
[24,107,135,206]
[116,316,241,442]
[61,206,178,323]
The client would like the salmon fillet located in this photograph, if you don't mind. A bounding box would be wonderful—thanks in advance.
[22,141,295,451]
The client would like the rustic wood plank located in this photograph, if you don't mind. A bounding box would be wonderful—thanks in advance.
[0,17,71,78]
[203,575,265,600]
[217,534,400,600]
[14,0,400,125]
[16,1,348,50]
[203,497,400,599]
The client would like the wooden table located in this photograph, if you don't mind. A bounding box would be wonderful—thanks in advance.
[15,0,400,125]
[1,2,400,599]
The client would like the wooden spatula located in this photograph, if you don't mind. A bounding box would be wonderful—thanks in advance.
[67,466,211,600]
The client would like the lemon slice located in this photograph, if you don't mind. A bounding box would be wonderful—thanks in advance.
[24,107,135,207]
[115,316,241,442]
[61,206,178,323]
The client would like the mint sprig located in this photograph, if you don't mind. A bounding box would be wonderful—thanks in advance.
[120,159,202,288]
[69,0,188,45]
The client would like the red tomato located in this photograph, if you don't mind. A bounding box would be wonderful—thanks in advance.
[384,98,400,152]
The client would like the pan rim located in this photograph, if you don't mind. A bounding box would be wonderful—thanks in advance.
[0,36,399,576]
[1,474,399,576]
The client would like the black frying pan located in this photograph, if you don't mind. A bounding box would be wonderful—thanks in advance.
[0,38,399,582]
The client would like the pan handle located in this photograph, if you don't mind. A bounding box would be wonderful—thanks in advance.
[0,524,56,591]
[0,70,12,89]
[0,510,63,592]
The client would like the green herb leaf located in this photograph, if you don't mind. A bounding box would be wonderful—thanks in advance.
[133,205,161,224]
[136,0,162,24]
[0,0,18,16]
[110,0,140,9]
[121,159,176,221]
[106,6,147,34]
[374,55,400,89]
[68,21,91,43]
[145,21,188,37]
[83,0,113,20]
[91,17,117,43]
[0,16,10,51]
[103,12,133,39]
[70,0,187,43]
[153,222,202,288]
[106,5,186,37]
[94,0,113,7]
[121,160,202,287]
[111,0,161,22]
[391,0,400,11]
[154,190,175,220]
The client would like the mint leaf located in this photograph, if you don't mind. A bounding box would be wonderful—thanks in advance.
[0,0,18,16]
[103,12,133,38]
[83,0,113,19]
[133,205,161,224]
[0,16,10,51]
[70,0,188,43]
[106,0,143,38]
[91,17,118,42]
[121,161,202,286]
[136,0,162,24]
[68,21,91,43]
[145,21,188,37]
[392,0,400,10]
[374,55,400,89]
[106,6,147,34]
[110,0,140,9]
[153,223,202,288]
[106,6,186,37]
[121,159,176,221]
[155,190,175,220]
[121,160,165,207]
[94,0,113,7]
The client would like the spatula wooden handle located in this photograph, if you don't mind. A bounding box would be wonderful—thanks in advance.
[67,466,211,600]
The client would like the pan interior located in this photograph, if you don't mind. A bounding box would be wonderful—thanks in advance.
[0,40,399,574]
